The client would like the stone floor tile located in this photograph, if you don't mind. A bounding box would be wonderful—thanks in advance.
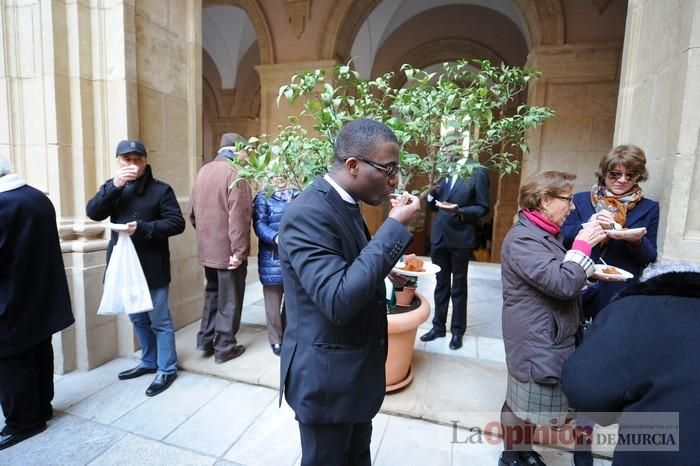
[373,415,453,466]
[176,323,275,387]
[449,429,503,465]
[164,381,276,457]
[420,354,507,429]
[380,350,432,418]
[214,460,247,466]
[112,372,231,440]
[66,374,152,425]
[370,413,391,462]
[476,335,506,363]
[0,413,126,465]
[89,433,216,466]
[223,399,299,465]
[52,358,137,411]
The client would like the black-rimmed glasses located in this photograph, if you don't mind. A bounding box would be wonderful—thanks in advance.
[554,194,574,204]
[351,158,400,178]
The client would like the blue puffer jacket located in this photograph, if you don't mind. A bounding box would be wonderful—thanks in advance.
[253,188,299,285]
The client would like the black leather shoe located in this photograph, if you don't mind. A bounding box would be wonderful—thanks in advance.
[449,334,463,350]
[420,328,446,342]
[0,424,47,450]
[145,373,177,397]
[573,449,593,466]
[498,451,522,466]
[196,342,214,357]
[118,365,157,380]
[271,343,282,356]
[519,450,546,466]
[214,345,246,364]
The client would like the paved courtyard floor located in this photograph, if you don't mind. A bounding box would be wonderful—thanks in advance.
[0,262,612,465]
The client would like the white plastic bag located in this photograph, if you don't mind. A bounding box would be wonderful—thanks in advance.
[97,232,153,315]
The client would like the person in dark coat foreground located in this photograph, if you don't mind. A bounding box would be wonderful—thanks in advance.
[86,140,185,397]
[0,158,74,450]
[278,119,420,465]
[561,261,700,466]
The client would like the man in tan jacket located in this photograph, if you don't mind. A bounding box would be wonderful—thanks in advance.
[190,133,252,364]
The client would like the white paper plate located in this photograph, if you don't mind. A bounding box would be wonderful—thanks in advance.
[107,222,129,232]
[393,262,441,277]
[592,264,633,281]
[435,200,457,209]
[606,227,646,239]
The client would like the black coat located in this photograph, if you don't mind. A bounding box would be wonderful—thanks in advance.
[561,271,700,466]
[0,184,74,357]
[278,176,412,424]
[86,165,185,289]
[429,165,489,250]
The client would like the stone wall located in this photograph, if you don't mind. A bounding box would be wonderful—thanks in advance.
[615,0,700,262]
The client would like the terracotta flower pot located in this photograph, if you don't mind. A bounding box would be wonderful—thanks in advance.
[394,286,416,306]
[386,291,430,392]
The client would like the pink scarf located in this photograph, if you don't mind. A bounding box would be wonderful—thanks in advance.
[523,210,560,235]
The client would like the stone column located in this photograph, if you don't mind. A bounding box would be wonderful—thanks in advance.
[1,0,204,371]
[614,0,700,262]
[255,60,337,136]
[522,43,623,191]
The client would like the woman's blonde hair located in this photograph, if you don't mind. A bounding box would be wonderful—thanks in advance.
[595,144,648,184]
[519,171,576,211]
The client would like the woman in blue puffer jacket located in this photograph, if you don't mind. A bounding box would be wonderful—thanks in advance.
[253,182,299,355]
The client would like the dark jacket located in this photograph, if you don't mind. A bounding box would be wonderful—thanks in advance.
[0,184,74,357]
[86,165,185,289]
[278,176,412,424]
[429,165,489,250]
[501,213,588,384]
[561,271,700,466]
[253,188,299,286]
[562,192,659,319]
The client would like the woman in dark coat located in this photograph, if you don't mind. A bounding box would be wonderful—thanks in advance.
[253,182,299,355]
[562,145,659,320]
[561,261,700,466]
[499,171,606,466]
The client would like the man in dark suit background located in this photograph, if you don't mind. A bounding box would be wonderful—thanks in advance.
[278,119,420,465]
[0,158,74,450]
[420,154,489,350]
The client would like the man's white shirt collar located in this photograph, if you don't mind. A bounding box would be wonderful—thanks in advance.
[324,174,357,204]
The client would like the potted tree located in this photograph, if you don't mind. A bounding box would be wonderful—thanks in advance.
[231,60,553,391]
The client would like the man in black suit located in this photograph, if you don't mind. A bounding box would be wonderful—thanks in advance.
[0,158,74,450]
[278,119,420,465]
[420,155,489,350]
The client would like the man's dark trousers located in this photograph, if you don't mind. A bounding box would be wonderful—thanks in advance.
[0,338,53,435]
[198,265,247,352]
[431,246,471,336]
[298,420,372,466]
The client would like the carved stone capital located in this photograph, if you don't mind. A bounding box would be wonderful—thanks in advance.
[59,217,110,253]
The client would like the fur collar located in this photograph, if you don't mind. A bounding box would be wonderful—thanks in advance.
[0,173,27,193]
[613,272,700,301]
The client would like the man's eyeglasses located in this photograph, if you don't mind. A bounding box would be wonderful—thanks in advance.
[554,194,574,204]
[606,170,639,182]
[352,158,400,178]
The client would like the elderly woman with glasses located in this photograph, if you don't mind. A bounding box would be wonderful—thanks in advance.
[499,171,607,466]
[562,144,659,321]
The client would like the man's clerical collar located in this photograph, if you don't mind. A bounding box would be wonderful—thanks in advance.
[324,174,357,204]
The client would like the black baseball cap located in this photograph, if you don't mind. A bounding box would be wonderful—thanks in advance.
[115,139,147,157]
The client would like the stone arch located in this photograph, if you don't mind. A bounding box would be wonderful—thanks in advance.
[319,0,564,61]
[383,38,505,87]
[203,0,275,64]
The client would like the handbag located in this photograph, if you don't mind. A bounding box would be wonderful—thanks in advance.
[97,232,153,315]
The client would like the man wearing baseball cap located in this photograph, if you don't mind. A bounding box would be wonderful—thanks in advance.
[86,139,185,397]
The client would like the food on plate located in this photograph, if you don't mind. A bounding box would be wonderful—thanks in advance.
[400,254,425,272]
[602,266,620,275]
